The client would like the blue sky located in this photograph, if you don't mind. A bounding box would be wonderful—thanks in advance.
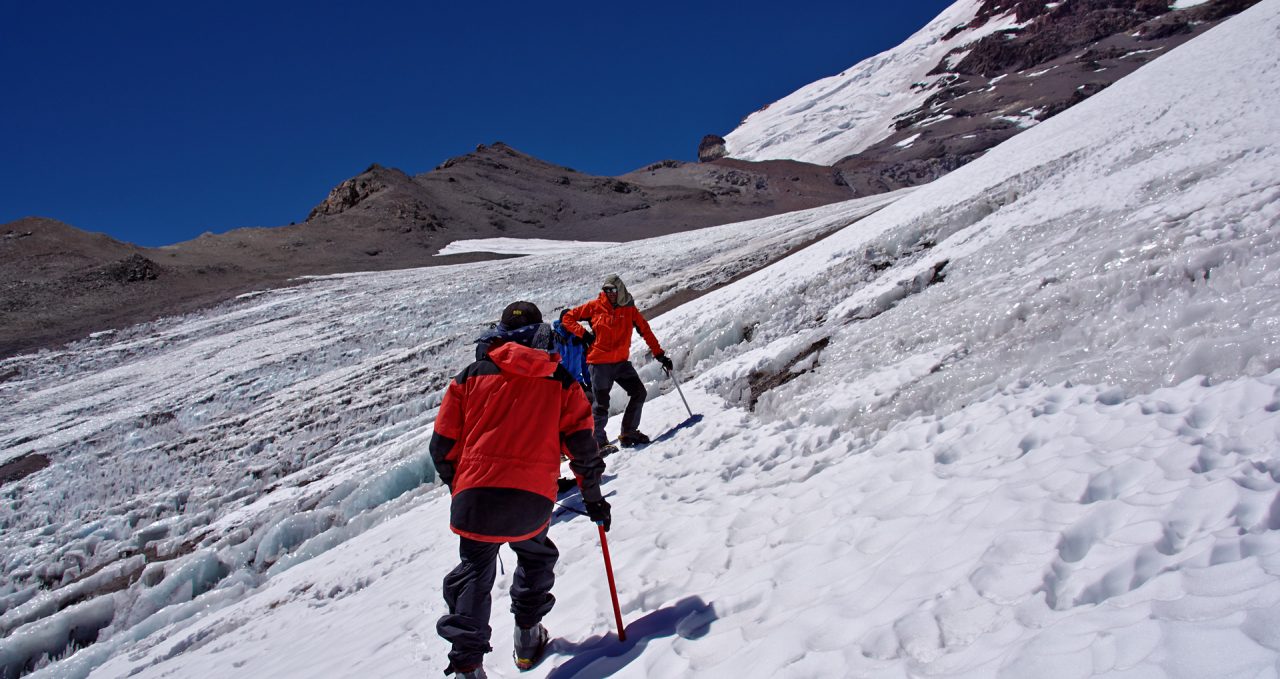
[1,1,954,247]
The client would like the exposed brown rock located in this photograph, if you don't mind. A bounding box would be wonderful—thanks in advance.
[698,134,728,162]
[1,143,856,358]
[0,454,50,487]
[829,0,1259,195]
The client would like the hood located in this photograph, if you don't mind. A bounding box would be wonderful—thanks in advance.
[603,274,634,307]
[475,322,555,352]
[486,341,560,379]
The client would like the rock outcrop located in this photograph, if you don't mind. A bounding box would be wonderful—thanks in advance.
[306,164,411,220]
[698,135,727,162]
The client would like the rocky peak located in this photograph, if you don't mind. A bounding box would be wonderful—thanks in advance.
[698,135,727,162]
[306,164,412,221]
[432,141,579,176]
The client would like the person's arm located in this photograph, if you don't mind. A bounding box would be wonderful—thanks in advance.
[631,308,664,358]
[429,371,467,487]
[561,300,596,342]
[558,375,605,502]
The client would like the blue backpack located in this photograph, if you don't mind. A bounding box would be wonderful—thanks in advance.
[552,320,591,389]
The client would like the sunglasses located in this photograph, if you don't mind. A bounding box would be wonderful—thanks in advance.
[602,286,617,293]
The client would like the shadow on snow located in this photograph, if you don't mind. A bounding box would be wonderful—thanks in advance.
[544,595,717,678]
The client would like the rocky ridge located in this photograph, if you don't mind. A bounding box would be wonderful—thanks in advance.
[723,0,1262,194]
[836,0,1264,193]
[1,144,852,358]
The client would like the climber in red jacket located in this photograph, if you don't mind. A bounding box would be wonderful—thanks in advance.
[562,274,673,454]
[430,301,609,677]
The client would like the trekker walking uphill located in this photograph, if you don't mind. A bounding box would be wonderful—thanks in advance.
[562,274,672,455]
[431,301,611,678]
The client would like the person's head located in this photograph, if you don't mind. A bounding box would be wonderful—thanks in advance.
[601,274,626,305]
[500,301,543,330]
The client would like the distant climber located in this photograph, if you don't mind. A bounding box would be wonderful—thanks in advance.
[562,275,672,454]
[431,301,611,677]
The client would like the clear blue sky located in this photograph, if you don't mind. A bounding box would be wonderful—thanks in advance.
[1,1,954,247]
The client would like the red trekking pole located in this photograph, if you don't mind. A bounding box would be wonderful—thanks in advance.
[596,524,626,641]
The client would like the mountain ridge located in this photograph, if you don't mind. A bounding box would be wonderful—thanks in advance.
[0,144,853,359]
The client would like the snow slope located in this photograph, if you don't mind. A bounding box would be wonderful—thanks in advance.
[723,0,1018,165]
[2,1,1280,677]
[435,238,620,257]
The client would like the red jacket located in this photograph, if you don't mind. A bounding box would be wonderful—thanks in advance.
[430,341,604,542]
[562,293,664,365]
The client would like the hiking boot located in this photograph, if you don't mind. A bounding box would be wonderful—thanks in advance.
[618,431,650,447]
[513,623,549,671]
[599,443,619,457]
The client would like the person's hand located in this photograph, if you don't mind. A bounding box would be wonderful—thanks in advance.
[584,499,612,531]
[581,331,595,346]
[656,353,673,371]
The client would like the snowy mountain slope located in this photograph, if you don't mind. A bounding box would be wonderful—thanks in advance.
[3,1,1280,677]
[0,188,903,677]
[723,0,1261,178]
[723,0,1014,165]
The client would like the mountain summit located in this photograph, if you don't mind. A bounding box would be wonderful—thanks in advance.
[725,0,1260,192]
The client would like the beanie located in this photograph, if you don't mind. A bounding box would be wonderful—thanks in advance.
[501,301,543,329]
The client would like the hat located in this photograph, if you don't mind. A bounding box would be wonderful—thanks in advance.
[501,301,543,329]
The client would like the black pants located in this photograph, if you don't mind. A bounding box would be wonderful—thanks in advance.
[588,360,646,445]
[438,528,559,668]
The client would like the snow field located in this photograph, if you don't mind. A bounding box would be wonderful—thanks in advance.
[77,369,1280,678]
[0,188,899,677]
[1,1,1279,676]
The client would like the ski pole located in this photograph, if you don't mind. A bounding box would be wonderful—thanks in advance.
[597,524,626,641]
[665,368,695,419]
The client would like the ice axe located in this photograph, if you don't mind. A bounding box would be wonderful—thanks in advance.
[596,524,626,641]
[665,367,695,419]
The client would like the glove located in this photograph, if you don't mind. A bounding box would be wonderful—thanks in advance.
[584,498,612,531]
[656,353,673,371]
[581,331,595,346]
[436,463,455,491]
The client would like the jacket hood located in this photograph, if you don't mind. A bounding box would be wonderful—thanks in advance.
[487,341,561,378]
[602,274,634,307]
[475,322,555,352]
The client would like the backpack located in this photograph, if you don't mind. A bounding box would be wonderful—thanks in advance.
[552,320,590,389]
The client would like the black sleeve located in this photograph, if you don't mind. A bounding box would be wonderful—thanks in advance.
[564,429,605,503]
[429,432,457,487]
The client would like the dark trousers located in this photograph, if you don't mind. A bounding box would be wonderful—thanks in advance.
[588,361,646,445]
[437,528,559,668]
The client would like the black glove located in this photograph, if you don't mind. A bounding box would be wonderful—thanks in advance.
[584,498,611,531]
[581,331,595,346]
[436,463,455,490]
[656,353,673,371]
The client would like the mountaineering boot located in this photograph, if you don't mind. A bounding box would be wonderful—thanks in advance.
[513,623,549,671]
[618,431,650,448]
[599,443,619,457]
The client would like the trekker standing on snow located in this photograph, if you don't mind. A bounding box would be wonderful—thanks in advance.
[431,301,611,678]
[562,274,672,455]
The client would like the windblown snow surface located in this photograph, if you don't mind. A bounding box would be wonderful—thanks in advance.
[724,0,1020,165]
[435,239,620,257]
[3,2,1280,677]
